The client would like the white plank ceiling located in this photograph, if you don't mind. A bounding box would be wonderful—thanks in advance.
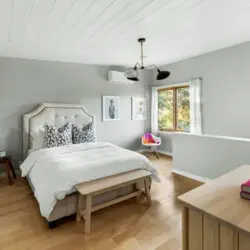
[0,0,250,66]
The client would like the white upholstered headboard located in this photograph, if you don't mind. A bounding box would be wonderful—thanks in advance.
[23,103,95,158]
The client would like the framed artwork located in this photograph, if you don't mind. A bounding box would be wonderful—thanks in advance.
[132,97,147,120]
[102,96,120,121]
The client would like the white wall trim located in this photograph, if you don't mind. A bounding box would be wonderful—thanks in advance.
[173,131,250,142]
[136,149,148,154]
[158,131,175,135]
[157,150,172,157]
[171,168,210,183]
[136,149,172,157]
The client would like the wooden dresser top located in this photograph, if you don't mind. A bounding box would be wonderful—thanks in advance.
[178,165,250,234]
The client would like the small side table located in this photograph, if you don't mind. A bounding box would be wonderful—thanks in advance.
[0,156,16,185]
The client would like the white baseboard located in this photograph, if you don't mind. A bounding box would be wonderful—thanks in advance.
[136,149,145,153]
[156,150,173,157]
[171,169,210,183]
[136,149,172,157]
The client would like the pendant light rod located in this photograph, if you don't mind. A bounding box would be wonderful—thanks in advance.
[138,38,146,69]
[140,39,144,69]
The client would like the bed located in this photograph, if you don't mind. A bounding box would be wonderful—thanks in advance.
[22,103,158,228]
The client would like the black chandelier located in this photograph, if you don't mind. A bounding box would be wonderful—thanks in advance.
[126,38,170,81]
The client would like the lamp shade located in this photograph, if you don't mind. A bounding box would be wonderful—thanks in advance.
[125,68,139,81]
[157,69,170,80]
[127,76,139,81]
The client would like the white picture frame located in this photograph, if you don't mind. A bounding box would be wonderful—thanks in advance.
[102,96,120,121]
[132,97,147,120]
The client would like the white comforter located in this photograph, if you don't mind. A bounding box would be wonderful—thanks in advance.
[20,142,159,218]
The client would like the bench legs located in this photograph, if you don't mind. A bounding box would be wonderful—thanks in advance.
[76,177,152,234]
[144,177,152,206]
[76,195,83,222]
[76,194,92,234]
[84,195,92,234]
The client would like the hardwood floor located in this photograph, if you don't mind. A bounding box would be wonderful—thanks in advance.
[0,155,202,250]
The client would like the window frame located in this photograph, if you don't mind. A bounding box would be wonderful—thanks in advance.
[157,85,189,132]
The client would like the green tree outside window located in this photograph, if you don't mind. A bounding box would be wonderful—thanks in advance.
[158,86,190,132]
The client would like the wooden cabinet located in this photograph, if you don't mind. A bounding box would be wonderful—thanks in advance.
[239,233,250,250]
[203,215,219,250]
[182,206,249,250]
[188,209,203,250]
[220,224,238,250]
[178,165,250,250]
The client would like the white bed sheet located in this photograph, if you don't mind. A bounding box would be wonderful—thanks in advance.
[20,142,159,219]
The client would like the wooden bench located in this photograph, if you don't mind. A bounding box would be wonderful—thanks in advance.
[75,169,152,234]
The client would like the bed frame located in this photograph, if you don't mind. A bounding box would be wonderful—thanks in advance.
[23,103,150,228]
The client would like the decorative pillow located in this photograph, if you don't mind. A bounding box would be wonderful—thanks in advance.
[44,122,73,148]
[30,129,45,150]
[72,122,96,144]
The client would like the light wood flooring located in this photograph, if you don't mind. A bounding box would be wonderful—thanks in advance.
[0,155,202,250]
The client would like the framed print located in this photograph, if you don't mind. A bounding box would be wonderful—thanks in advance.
[102,96,120,121]
[132,97,146,120]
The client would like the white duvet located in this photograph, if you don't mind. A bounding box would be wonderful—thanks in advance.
[20,142,159,218]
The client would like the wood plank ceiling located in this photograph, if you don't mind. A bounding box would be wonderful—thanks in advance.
[0,0,249,66]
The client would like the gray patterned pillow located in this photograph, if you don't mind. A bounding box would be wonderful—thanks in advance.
[72,123,96,144]
[44,122,72,148]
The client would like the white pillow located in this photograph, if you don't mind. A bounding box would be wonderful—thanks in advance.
[30,129,45,150]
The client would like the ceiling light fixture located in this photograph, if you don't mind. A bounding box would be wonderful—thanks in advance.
[126,38,170,81]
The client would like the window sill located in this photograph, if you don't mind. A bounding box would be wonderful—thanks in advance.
[158,131,190,135]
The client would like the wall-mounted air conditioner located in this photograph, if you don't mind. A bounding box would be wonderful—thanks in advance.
[108,70,135,84]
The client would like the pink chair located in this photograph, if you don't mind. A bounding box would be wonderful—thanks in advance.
[141,133,161,159]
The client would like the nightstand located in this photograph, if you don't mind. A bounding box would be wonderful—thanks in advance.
[0,156,16,185]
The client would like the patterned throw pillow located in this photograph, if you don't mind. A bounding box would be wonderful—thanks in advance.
[44,122,73,148]
[72,122,96,144]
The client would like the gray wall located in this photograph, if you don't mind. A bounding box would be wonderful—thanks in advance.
[0,57,151,169]
[150,41,250,153]
[172,133,250,179]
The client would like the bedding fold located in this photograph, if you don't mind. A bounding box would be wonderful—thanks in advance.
[20,142,159,218]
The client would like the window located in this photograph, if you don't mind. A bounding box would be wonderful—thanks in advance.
[158,86,190,132]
